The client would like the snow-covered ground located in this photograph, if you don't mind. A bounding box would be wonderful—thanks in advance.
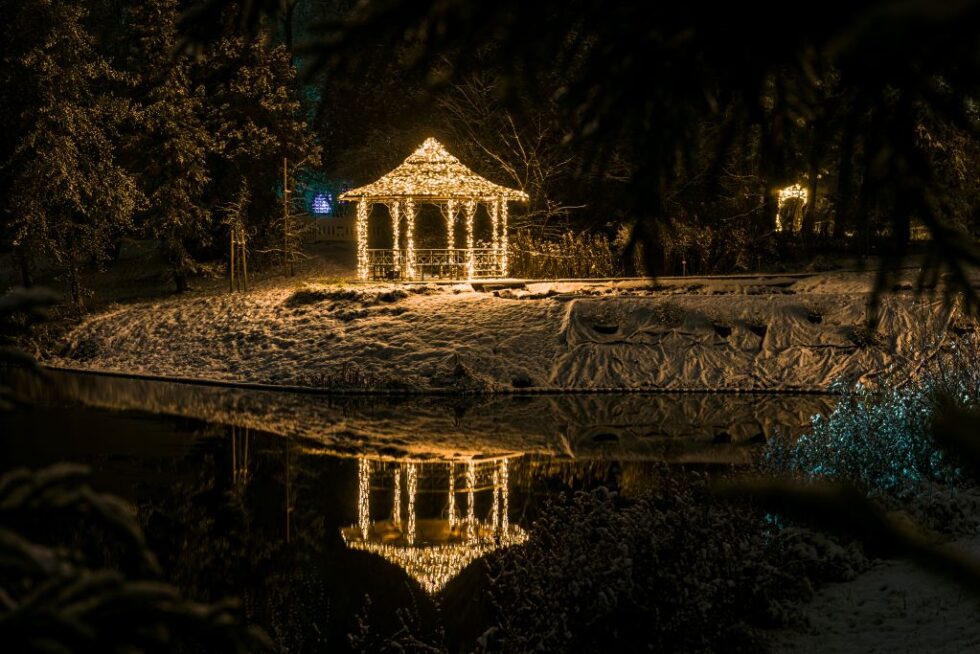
[51,271,965,392]
[770,535,980,653]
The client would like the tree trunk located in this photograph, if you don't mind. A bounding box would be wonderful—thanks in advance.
[282,0,296,63]
[15,245,34,288]
[67,250,84,315]
[174,265,189,293]
[801,123,822,241]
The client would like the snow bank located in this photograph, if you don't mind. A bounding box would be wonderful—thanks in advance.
[52,272,959,392]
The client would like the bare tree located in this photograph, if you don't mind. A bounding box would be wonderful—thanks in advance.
[438,69,585,237]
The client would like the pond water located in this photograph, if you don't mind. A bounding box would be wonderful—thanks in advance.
[1,370,835,651]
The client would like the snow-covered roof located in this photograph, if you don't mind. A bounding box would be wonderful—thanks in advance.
[339,138,529,202]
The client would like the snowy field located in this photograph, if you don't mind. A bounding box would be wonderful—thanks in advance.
[51,271,967,392]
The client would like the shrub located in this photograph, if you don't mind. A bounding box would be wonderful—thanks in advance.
[764,333,980,497]
[475,475,811,653]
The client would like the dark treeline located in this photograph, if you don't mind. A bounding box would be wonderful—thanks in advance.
[298,0,980,298]
[2,0,980,310]
[0,0,319,309]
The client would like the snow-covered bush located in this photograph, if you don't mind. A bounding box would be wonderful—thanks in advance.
[764,333,980,497]
[474,475,811,653]
[508,230,623,279]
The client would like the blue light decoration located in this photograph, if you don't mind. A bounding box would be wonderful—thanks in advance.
[312,192,333,215]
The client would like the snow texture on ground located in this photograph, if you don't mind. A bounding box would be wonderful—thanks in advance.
[52,272,959,392]
[770,536,980,653]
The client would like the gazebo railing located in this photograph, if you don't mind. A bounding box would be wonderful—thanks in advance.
[367,248,505,281]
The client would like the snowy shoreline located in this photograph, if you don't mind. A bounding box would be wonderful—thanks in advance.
[49,272,960,393]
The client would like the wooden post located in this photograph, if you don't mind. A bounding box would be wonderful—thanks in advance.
[241,229,248,292]
[283,157,294,276]
[229,227,235,292]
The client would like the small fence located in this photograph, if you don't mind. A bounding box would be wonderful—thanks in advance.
[367,248,506,281]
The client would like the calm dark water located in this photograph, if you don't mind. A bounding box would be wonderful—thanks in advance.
[0,370,834,651]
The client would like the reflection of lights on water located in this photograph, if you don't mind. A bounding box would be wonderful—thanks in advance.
[406,462,417,545]
[392,468,401,527]
[466,460,476,543]
[358,458,370,540]
[343,457,527,593]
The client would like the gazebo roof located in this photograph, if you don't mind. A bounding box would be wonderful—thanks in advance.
[339,138,529,202]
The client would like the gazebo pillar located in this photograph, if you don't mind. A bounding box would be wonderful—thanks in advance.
[464,200,477,279]
[356,200,369,280]
[390,201,401,276]
[404,198,417,279]
[490,199,500,276]
[499,196,509,277]
[445,199,457,250]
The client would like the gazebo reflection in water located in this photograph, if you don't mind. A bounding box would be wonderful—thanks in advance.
[341,455,528,593]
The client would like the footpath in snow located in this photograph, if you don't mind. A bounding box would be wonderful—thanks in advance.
[52,272,966,393]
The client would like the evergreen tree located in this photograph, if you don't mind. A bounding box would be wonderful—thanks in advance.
[125,0,214,293]
[195,28,320,253]
[3,0,139,311]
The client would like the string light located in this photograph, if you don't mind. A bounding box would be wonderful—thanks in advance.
[406,462,417,545]
[358,458,370,540]
[444,199,457,250]
[464,200,477,279]
[392,467,401,527]
[466,460,476,543]
[342,455,527,594]
[404,197,417,278]
[339,138,527,281]
[500,201,509,275]
[390,201,401,273]
[311,192,333,215]
[448,462,456,529]
[500,459,509,533]
[776,183,809,233]
[341,526,528,594]
[339,138,528,201]
[491,465,500,531]
[490,200,500,252]
[356,200,369,279]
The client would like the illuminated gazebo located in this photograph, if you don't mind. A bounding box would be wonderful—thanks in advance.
[339,138,529,281]
[340,455,527,593]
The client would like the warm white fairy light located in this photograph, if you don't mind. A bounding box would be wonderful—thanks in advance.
[464,200,477,279]
[406,462,417,545]
[466,460,476,543]
[491,465,500,530]
[445,199,457,250]
[404,197,417,278]
[358,458,370,539]
[500,458,509,533]
[490,199,500,251]
[356,200,369,280]
[776,183,809,233]
[447,462,456,528]
[341,526,528,594]
[392,467,401,527]
[390,201,401,273]
[341,455,527,594]
[339,138,527,281]
[499,200,509,275]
